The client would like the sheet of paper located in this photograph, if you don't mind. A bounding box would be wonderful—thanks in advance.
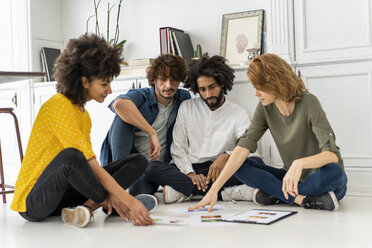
[152,213,236,226]
[168,204,227,215]
[151,216,190,225]
[190,214,236,226]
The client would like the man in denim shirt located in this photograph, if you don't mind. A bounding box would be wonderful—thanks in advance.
[100,54,191,196]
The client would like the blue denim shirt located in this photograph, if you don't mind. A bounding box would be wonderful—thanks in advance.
[100,86,191,165]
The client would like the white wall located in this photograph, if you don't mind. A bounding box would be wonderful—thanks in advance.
[0,0,30,71]
[0,0,14,70]
[62,0,269,60]
[29,0,63,73]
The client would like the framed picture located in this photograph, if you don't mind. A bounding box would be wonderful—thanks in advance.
[220,9,264,65]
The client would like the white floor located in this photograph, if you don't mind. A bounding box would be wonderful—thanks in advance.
[1,194,372,248]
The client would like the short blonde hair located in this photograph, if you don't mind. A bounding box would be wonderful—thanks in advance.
[247,54,306,102]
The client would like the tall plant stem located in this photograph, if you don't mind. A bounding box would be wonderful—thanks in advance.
[114,0,123,44]
[86,15,94,34]
[107,3,109,41]
[107,3,114,42]
[94,0,102,35]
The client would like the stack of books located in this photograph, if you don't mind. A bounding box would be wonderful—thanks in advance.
[120,65,148,77]
[159,27,194,64]
[119,58,154,77]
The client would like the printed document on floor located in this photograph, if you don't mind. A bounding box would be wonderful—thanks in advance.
[222,209,297,225]
[169,205,227,215]
[152,216,190,225]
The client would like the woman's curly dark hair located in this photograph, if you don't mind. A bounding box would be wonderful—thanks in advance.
[146,54,186,86]
[183,54,235,94]
[54,34,122,106]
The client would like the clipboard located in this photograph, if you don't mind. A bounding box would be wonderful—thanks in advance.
[221,209,297,225]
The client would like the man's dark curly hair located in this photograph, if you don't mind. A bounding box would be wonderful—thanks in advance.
[183,54,235,94]
[146,54,186,86]
[54,34,122,106]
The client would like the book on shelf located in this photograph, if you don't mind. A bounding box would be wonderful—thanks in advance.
[159,27,194,63]
[40,47,61,82]
[169,30,176,55]
[159,27,184,54]
[128,58,154,67]
[172,29,194,64]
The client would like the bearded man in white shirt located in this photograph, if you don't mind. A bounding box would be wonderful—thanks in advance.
[145,54,261,203]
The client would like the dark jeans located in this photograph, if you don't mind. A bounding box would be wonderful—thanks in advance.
[20,148,147,222]
[128,174,159,196]
[234,157,348,204]
[145,159,257,199]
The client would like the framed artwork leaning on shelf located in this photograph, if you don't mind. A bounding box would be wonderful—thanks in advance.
[220,9,264,65]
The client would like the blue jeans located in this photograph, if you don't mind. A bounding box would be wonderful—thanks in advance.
[234,157,348,204]
[100,115,135,166]
[100,115,158,195]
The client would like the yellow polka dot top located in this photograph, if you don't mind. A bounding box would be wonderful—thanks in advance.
[11,94,96,212]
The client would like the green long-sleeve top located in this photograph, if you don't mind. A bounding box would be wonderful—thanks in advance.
[237,91,343,181]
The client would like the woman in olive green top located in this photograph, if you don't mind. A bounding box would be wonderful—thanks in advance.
[189,54,347,212]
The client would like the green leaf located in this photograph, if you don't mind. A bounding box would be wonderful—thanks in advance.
[108,38,115,46]
[117,40,126,48]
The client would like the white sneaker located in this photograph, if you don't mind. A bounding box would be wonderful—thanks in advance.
[61,205,92,228]
[163,185,190,204]
[221,184,254,202]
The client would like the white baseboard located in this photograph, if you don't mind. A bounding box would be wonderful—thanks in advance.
[346,187,372,197]
[345,167,372,197]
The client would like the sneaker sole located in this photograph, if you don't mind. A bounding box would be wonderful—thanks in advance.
[61,206,90,228]
[135,194,158,212]
[163,186,170,204]
[328,191,339,211]
[252,188,264,206]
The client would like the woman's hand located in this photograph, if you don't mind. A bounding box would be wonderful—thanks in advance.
[104,193,131,221]
[88,158,153,226]
[188,189,218,212]
[126,197,154,226]
[149,132,161,161]
[282,159,304,199]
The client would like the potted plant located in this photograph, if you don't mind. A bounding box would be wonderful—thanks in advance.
[86,0,127,63]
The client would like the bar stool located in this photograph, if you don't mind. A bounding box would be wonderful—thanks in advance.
[0,108,23,203]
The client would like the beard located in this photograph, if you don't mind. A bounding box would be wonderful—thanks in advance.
[202,89,224,109]
[160,89,175,99]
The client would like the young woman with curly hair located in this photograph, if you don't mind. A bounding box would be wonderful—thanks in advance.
[11,34,155,227]
[190,53,347,212]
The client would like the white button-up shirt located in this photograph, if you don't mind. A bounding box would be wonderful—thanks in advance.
[171,97,250,175]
